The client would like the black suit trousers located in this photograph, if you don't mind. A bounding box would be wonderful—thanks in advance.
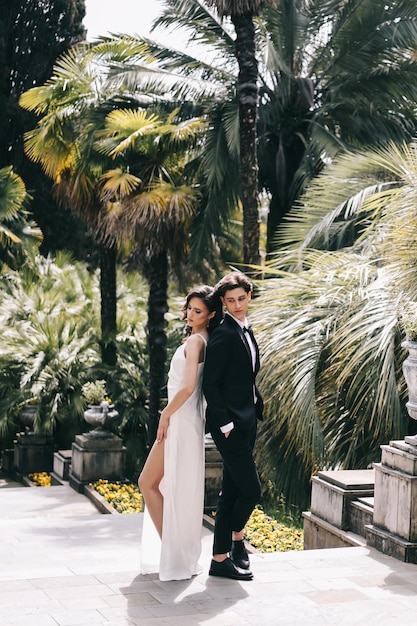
[211,420,262,555]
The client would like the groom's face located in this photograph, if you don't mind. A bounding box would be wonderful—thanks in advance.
[221,287,251,322]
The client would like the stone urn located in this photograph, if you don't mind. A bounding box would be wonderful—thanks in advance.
[402,339,417,445]
[18,403,37,431]
[83,401,119,438]
[70,401,125,492]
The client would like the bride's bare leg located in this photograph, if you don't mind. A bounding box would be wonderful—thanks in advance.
[138,441,164,538]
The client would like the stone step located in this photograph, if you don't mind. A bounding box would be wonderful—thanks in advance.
[303,511,367,549]
[305,470,375,549]
[310,469,375,531]
[357,496,374,508]
[349,497,374,537]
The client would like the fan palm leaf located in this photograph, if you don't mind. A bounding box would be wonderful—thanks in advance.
[0,167,42,264]
[252,251,406,508]
[252,136,417,508]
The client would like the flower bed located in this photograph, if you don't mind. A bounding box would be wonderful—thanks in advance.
[89,480,303,552]
[27,472,51,487]
[245,507,303,552]
[89,479,143,514]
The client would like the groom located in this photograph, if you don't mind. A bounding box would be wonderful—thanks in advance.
[203,271,263,581]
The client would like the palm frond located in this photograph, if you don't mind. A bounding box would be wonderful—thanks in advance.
[100,169,142,199]
[252,248,408,507]
[98,109,162,156]
[0,167,26,220]
[276,142,415,252]
[154,0,235,51]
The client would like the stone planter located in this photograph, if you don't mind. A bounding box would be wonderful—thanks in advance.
[53,449,72,480]
[69,403,125,493]
[402,339,417,445]
[83,402,119,437]
[365,339,417,561]
[1,448,14,472]
[69,432,126,493]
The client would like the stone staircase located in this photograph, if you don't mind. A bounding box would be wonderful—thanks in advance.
[303,469,375,550]
[304,440,417,563]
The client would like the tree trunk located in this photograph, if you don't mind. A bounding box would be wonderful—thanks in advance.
[99,242,117,366]
[232,12,261,269]
[146,250,168,447]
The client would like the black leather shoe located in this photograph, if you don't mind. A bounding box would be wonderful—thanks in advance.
[209,557,253,580]
[231,539,250,570]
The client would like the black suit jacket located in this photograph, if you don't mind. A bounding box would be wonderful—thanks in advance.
[202,314,263,433]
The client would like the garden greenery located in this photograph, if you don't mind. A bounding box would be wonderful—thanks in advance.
[252,140,417,510]
[0,251,152,477]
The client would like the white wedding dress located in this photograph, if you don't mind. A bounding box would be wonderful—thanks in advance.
[140,335,206,581]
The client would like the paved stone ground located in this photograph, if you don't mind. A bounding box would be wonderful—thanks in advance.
[1,480,417,625]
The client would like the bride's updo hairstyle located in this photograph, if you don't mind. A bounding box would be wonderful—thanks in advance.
[182,285,223,335]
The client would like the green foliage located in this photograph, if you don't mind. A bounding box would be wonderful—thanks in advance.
[0,0,88,258]
[252,139,417,510]
[261,484,303,529]
[0,251,100,444]
[0,166,42,269]
[399,302,417,342]
[150,0,417,254]
[252,256,407,509]
[0,252,151,475]
[81,381,108,406]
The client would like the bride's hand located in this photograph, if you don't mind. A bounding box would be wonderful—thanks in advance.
[156,411,170,443]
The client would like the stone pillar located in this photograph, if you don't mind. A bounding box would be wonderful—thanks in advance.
[13,432,54,477]
[69,432,126,493]
[366,439,417,562]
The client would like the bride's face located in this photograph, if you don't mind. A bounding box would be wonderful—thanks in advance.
[186,297,212,330]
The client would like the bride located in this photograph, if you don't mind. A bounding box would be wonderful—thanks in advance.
[139,285,221,581]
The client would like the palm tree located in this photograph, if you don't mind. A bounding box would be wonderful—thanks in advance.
[95,107,206,445]
[147,0,417,253]
[20,40,206,445]
[204,0,274,267]
[258,0,417,250]
[0,166,42,269]
[251,139,417,510]
[19,43,145,365]
[0,251,151,466]
[92,29,240,275]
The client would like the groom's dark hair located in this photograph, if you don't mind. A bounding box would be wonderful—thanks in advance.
[214,271,253,298]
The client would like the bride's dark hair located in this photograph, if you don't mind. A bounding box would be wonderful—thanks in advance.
[182,285,222,335]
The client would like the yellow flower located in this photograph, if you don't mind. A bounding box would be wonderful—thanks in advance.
[90,480,143,513]
[28,472,51,487]
[243,507,304,553]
